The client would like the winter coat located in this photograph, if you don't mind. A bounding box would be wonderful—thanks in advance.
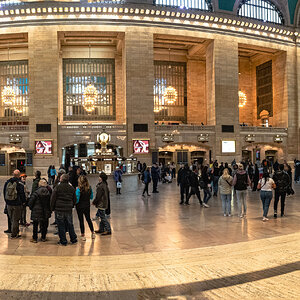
[31,178,41,194]
[151,166,160,180]
[273,170,291,193]
[189,172,200,188]
[93,182,109,210]
[177,167,191,186]
[113,170,123,183]
[76,187,93,209]
[142,170,151,184]
[50,181,76,213]
[218,175,233,195]
[28,186,52,221]
[3,177,26,206]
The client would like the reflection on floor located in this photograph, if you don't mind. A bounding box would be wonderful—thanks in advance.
[0,175,300,299]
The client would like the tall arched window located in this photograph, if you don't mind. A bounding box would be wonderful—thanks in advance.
[238,0,284,25]
[155,0,213,12]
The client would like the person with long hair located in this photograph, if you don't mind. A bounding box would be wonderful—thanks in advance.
[257,172,276,221]
[93,173,112,235]
[76,175,95,241]
[201,166,212,207]
[218,168,233,216]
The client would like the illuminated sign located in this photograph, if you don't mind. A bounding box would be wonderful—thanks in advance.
[133,140,149,154]
[222,141,236,153]
[35,141,53,155]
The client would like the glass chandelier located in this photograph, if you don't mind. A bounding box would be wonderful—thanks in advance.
[238,91,247,108]
[163,86,178,104]
[83,84,98,113]
[82,43,97,113]
[2,86,16,107]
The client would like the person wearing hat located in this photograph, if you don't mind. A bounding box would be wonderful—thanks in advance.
[232,164,251,218]
[93,172,112,235]
[20,174,30,227]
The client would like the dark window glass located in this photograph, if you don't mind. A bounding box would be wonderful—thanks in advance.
[0,154,5,166]
[134,124,148,132]
[26,152,33,166]
[222,125,234,133]
[256,60,273,119]
[36,124,51,132]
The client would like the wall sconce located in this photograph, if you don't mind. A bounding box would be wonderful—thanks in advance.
[9,134,22,144]
[198,134,209,143]
[274,135,283,143]
[245,134,255,143]
[162,134,174,143]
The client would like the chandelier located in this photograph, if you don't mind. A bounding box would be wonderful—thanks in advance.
[163,86,178,104]
[14,96,23,113]
[2,86,16,106]
[83,84,98,113]
[238,91,247,108]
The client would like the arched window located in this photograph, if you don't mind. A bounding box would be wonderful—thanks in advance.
[155,0,213,12]
[238,0,284,25]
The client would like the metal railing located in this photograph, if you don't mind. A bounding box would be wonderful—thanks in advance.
[155,124,215,132]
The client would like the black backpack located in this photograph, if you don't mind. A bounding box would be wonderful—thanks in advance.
[235,173,248,190]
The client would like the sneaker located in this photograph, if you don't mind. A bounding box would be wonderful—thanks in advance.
[30,239,38,243]
[224,214,227,217]
[4,229,11,234]
[142,194,145,197]
[10,234,21,239]
[179,201,184,205]
[41,238,47,242]
[71,240,78,245]
[203,203,209,208]
[57,242,67,246]
[100,231,112,236]
[240,215,244,218]
[91,233,96,239]
[228,214,231,217]
[81,235,86,241]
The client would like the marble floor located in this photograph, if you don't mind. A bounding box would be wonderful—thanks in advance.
[0,175,300,299]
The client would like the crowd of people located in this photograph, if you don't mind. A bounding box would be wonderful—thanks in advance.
[3,167,111,245]
[137,159,294,222]
[2,158,296,245]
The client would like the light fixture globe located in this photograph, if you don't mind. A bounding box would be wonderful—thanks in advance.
[238,91,247,108]
[2,86,16,106]
[83,84,98,113]
[163,86,178,104]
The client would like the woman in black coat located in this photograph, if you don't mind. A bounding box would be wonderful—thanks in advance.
[28,179,52,243]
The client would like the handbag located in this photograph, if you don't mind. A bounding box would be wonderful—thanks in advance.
[117,182,122,188]
[286,185,295,195]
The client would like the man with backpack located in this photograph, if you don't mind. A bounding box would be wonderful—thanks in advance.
[273,164,291,218]
[232,164,251,218]
[3,169,26,238]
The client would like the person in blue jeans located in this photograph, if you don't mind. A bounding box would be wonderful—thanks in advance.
[218,168,233,216]
[258,172,276,222]
[50,174,77,245]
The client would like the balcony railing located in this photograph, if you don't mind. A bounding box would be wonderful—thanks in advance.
[0,125,29,132]
[59,124,126,132]
[240,126,288,134]
[155,124,215,132]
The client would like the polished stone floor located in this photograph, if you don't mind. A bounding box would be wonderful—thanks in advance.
[0,175,300,299]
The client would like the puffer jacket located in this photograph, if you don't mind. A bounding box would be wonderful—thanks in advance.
[273,170,291,193]
[93,182,109,209]
[50,181,76,213]
[218,175,233,195]
[28,186,52,221]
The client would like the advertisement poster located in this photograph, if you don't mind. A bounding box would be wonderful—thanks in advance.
[104,164,112,174]
[133,140,149,154]
[35,141,53,155]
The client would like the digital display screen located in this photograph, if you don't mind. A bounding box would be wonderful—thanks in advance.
[35,141,53,155]
[222,141,236,153]
[133,140,149,154]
